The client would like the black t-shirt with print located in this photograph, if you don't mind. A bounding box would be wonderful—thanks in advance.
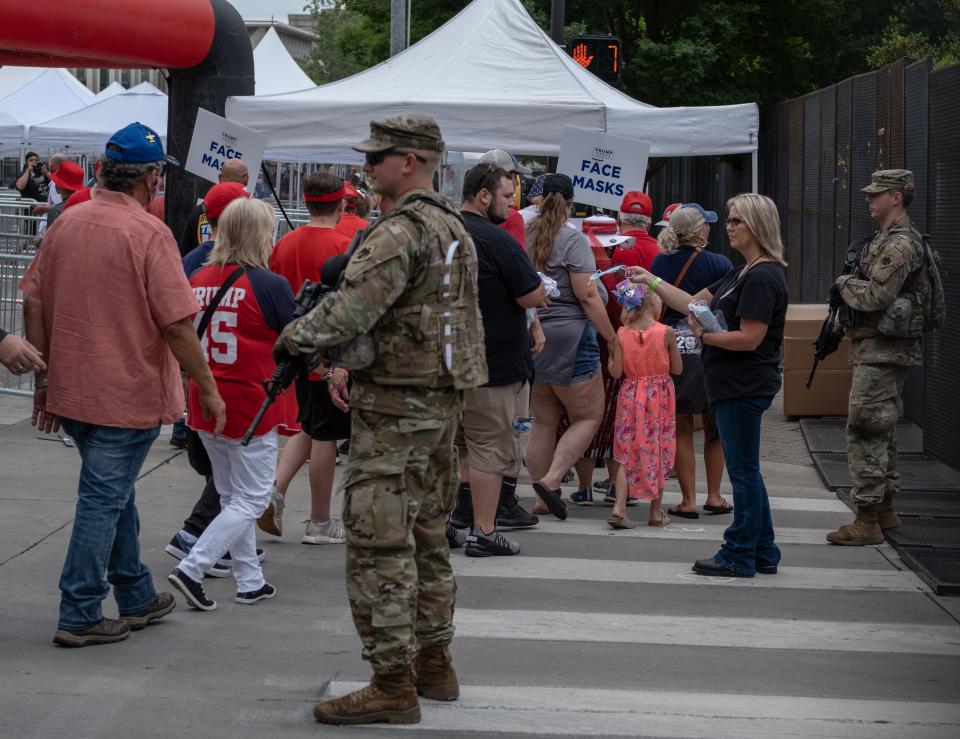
[702,261,788,405]
[462,211,542,386]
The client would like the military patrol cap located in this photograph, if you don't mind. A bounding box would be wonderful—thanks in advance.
[862,169,915,194]
[353,113,445,154]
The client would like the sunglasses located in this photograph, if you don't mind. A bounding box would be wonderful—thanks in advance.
[725,217,745,228]
[365,149,428,167]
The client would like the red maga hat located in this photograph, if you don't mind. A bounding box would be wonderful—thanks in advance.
[203,182,250,219]
[619,191,653,217]
[50,161,85,192]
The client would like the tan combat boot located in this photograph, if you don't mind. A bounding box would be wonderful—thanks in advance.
[313,671,421,725]
[877,493,901,530]
[826,505,884,546]
[414,644,460,701]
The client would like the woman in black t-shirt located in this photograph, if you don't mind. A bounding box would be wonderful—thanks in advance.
[627,193,788,578]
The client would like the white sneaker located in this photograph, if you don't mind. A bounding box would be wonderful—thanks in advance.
[302,518,345,545]
[256,485,285,537]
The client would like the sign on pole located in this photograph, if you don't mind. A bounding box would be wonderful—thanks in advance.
[567,36,623,85]
[556,126,651,212]
[185,108,267,191]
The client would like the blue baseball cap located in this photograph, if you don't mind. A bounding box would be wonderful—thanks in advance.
[104,122,180,166]
[682,202,718,223]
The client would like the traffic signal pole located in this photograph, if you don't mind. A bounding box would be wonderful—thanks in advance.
[551,0,565,44]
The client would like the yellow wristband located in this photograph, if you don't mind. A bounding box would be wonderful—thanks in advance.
[650,277,662,291]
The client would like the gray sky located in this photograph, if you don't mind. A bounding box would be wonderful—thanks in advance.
[229,1,308,21]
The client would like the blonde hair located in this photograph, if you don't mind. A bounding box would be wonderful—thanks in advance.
[620,284,661,324]
[726,193,787,265]
[657,207,706,255]
[528,192,571,271]
[206,197,275,269]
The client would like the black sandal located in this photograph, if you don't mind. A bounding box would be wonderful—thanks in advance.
[532,482,568,521]
[667,505,700,519]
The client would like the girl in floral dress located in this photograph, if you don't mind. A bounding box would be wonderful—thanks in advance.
[607,279,683,528]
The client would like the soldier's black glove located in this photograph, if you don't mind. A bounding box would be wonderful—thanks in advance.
[829,281,844,308]
[273,336,299,365]
[821,331,841,357]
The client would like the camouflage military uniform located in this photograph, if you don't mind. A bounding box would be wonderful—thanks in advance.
[836,170,926,507]
[278,115,487,679]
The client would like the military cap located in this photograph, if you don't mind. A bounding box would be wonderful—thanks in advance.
[862,169,915,194]
[353,113,445,154]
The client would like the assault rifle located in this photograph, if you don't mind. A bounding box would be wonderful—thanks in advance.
[241,280,327,446]
[806,235,871,389]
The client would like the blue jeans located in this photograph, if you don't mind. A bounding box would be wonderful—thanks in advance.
[711,397,780,576]
[58,419,160,630]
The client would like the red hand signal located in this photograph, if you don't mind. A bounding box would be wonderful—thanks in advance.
[572,43,594,69]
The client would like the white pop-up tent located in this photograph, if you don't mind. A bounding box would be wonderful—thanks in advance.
[0,108,26,155]
[0,66,46,99]
[0,67,94,127]
[227,0,758,162]
[253,26,315,96]
[93,81,126,100]
[28,82,167,154]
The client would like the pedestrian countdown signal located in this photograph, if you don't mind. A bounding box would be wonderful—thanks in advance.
[567,36,622,85]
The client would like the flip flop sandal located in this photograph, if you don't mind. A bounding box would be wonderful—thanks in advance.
[533,482,568,521]
[667,505,700,519]
[648,514,671,528]
[703,499,734,515]
[607,514,635,529]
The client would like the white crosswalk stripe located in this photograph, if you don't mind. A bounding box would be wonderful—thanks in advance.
[319,682,960,738]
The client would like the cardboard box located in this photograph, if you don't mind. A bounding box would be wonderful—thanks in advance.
[784,304,832,337]
[783,337,851,372]
[783,369,853,417]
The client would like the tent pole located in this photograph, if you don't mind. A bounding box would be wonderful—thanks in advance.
[751,149,758,193]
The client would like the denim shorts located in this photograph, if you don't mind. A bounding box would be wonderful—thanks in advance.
[571,323,601,382]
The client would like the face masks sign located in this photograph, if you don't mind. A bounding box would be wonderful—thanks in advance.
[185,108,267,191]
[556,126,651,211]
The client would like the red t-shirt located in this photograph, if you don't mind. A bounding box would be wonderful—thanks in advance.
[500,207,526,249]
[335,212,368,240]
[64,187,92,209]
[618,230,660,270]
[187,265,295,440]
[270,225,350,296]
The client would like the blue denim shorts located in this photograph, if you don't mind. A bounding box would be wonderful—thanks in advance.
[571,323,601,382]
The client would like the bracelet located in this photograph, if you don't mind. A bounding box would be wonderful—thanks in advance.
[650,277,662,291]
[35,378,48,389]
[320,367,336,381]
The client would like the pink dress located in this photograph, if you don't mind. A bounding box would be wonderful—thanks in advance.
[613,323,677,499]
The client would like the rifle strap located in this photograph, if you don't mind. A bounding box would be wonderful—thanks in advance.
[196,266,246,339]
[659,248,702,321]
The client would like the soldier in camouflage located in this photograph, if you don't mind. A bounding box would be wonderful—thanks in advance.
[275,113,487,725]
[827,169,931,546]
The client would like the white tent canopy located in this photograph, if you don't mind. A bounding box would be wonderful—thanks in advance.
[226,0,758,159]
[28,84,167,154]
[253,27,315,96]
[0,66,46,99]
[94,81,126,100]
[0,108,26,156]
[0,67,94,127]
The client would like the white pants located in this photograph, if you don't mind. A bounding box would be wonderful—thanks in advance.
[178,430,277,593]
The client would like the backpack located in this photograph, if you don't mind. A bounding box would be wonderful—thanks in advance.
[919,233,946,332]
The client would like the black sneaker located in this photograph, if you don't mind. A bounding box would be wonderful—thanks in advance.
[164,532,232,578]
[465,528,521,557]
[169,419,189,449]
[445,522,468,549]
[448,487,473,529]
[168,568,217,611]
[219,548,266,566]
[496,496,539,529]
[235,582,276,604]
[53,618,130,648]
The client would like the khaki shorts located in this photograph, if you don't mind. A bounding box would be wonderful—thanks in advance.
[455,381,531,475]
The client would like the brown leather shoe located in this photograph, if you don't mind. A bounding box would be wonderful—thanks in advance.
[827,505,884,546]
[120,592,176,631]
[53,618,130,648]
[877,493,901,530]
[414,644,459,701]
[313,672,420,725]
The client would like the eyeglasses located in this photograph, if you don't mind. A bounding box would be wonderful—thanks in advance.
[148,162,167,177]
[725,217,745,228]
[365,149,429,167]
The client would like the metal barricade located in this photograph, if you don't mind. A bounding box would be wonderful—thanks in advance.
[272,207,310,242]
[0,198,44,255]
[0,252,35,396]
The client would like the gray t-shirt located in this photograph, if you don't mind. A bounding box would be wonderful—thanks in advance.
[534,224,596,307]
